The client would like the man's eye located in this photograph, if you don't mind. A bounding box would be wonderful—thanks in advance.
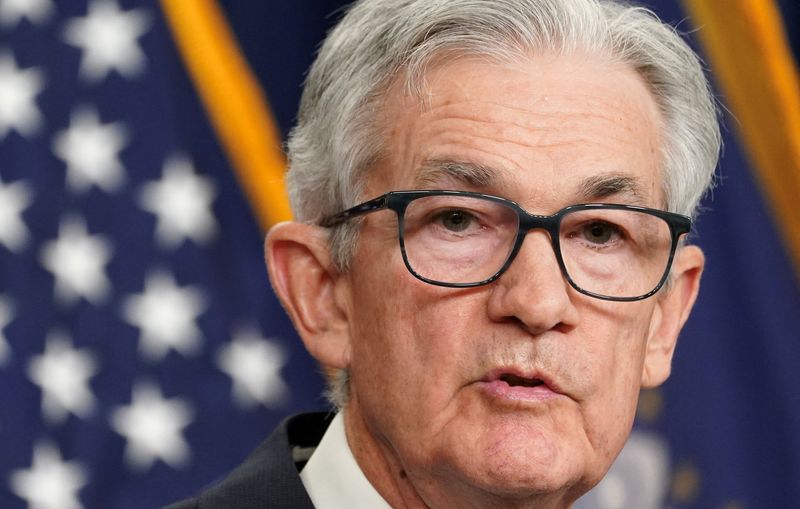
[582,222,619,244]
[434,210,474,232]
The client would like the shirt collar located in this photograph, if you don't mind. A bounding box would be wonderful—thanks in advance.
[299,412,393,509]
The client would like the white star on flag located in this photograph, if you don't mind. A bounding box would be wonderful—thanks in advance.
[52,107,128,194]
[9,441,88,509]
[26,330,98,425]
[217,329,290,409]
[0,176,32,252]
[139,154,218,249]
[0,0,53,28]
[0,295,13,365]
[121,270,207,361]
[0,51,44,139]
[39,215,112,306]
[62,0,150,83]
[110,381,194,472]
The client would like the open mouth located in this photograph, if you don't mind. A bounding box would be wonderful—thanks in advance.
[498,373,545,388]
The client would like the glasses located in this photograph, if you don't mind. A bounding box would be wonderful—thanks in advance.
[320,190,691,302]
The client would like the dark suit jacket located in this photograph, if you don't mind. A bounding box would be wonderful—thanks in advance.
[165,412,334,509]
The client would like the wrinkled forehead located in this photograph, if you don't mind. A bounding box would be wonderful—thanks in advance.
[367,53,666,210]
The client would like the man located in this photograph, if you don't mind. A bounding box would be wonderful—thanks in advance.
[169,0,719,507]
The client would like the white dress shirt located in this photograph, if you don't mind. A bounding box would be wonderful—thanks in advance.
[299,412,393,509]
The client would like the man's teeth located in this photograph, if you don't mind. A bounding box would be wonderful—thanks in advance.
[499,374,544,387]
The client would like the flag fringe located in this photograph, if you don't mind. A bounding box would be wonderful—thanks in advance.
[684,0,800,280]
[160,0,293,229]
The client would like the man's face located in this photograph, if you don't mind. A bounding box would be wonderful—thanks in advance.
[338,53,682,504]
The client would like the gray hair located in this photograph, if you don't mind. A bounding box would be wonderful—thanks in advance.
[285,0,721,409]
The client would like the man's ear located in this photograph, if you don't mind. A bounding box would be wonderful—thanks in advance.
[265,222,351,370]
[641,244,705,388]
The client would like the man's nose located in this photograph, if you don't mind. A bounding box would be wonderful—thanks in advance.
[486,231,579,334]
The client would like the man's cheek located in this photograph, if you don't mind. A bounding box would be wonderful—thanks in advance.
[580,361,642,458]
[409,298,479,360]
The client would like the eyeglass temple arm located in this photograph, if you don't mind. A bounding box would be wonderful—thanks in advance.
[671,215,692,238]
[318,194,390,227]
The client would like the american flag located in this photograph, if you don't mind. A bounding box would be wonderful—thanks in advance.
[0,0,325,507]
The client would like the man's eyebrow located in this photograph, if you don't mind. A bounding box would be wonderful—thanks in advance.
[413,163,647,204]
[413,159,497,188]
[577,173,647,203]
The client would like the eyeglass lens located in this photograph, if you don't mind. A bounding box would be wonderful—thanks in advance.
[400,195,674,299]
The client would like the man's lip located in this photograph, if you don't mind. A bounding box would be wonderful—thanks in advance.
[479,368,564,397]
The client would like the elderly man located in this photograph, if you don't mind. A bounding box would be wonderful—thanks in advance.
[169,0,719,507]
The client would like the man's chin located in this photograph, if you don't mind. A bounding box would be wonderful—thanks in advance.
[435,423,595,502]
[440,461,594,509]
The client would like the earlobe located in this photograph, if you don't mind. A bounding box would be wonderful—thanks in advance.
[265,222,352,369]
[641,245,705,388]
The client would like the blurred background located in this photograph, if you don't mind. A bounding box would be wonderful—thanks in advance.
[0,0,798,507]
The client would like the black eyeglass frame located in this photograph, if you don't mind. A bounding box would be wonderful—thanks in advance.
[320,190,692,302]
